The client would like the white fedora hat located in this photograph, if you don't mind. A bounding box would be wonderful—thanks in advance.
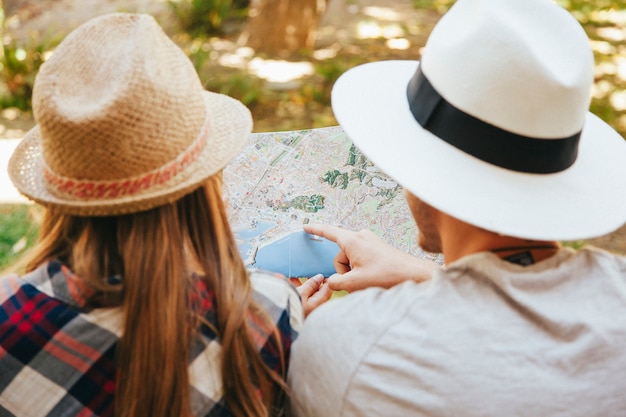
[8,13,252,216]
[331,0,626,241]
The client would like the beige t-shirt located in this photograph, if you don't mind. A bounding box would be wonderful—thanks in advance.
[289,247,626,417]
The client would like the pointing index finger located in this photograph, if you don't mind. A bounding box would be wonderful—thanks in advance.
[303,223,345,244]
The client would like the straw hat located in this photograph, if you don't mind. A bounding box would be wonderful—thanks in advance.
[8,13,252,216]
[331,0,626,241]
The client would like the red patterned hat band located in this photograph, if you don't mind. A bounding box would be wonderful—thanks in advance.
[42,120,210,201]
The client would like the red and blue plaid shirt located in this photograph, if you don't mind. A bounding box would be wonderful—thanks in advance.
[0,260,303,416]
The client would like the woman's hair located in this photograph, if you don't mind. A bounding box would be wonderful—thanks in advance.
[23,173,287,417]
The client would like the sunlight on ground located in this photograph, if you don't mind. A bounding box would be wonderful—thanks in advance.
[362,6,404,21]
[610,90,626,111]
[313,47,339,60]
[355,19,411,50]
[592,80,612,98]
[591,9,626,25]
[356,21,405,40]
[591,39,616,55]
[0,109,31,140]
[597,27,625,43]
[248,58,314,83]
[1,108,21,121]
[617,58,626,81]
[217,47,252,67]
[0,139,29,204]
[215,43,315,84]
[386,38,411,50]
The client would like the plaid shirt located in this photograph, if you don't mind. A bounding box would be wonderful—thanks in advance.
[0,261,303,416]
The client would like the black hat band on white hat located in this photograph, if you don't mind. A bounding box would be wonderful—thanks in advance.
[406,65,581,174]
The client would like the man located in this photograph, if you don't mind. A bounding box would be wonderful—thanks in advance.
[288,0,626,415]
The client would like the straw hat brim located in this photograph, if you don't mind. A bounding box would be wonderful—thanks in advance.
[332,61,626,241]
[8,91,252,216]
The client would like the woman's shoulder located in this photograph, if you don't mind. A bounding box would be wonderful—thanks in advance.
[0,271,27,304]
[248,268,304,330]
[248,269,298,298]
[0,262,55,303]
[249,268,291,285]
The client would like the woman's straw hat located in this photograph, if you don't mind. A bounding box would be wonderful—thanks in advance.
[8,13,252,216]
[331,0,626,241]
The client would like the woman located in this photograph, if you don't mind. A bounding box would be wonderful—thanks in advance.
[2,13,330,417]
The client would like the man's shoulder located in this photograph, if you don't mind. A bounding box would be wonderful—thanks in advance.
[579,245,626,266]
[304,280,432,337]
[544,246,626,278]
[289,280,436,416]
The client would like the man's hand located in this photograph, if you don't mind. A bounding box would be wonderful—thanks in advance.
[303,223,440,293]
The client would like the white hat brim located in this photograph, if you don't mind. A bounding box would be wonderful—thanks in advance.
[332,60,626,241]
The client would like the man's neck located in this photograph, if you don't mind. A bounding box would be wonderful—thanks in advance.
[438,214,560,264]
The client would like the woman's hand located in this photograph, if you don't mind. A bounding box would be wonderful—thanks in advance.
[292,274,333,318]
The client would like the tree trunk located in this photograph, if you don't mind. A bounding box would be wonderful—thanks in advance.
[243,0,326,58]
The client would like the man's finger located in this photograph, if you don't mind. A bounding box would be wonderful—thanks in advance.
[333,249,351,274]
[326,271,357,293]
[303,223,346,244]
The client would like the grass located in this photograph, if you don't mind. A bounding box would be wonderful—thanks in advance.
[0,204,40,271]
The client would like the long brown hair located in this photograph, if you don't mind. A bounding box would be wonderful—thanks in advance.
[22,173,287,417]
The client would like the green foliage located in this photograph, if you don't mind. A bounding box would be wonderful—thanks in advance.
[203,70,264,106]
[414,1,626,19]
[0,4,58,109]
[168,0,248,35]
[556,0,626,18]
[563,0,626,140]
[0,205,40,271]
[309,56,364,105]
[561,240,586,250]
[321,143,402,209]
[289,194,325,213]
[182,35,263,107]
[0,36,57,110]
[322,169,349,189]
[412,0,455,12]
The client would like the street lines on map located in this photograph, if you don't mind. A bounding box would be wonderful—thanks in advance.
[230,132,305,221]
[269,133,304,167]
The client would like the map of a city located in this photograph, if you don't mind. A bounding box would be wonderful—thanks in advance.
[224,126,442,277]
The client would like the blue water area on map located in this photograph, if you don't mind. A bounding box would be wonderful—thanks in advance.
[235,221,274,261]
[255,230,339,277]
[235,225,339,277]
